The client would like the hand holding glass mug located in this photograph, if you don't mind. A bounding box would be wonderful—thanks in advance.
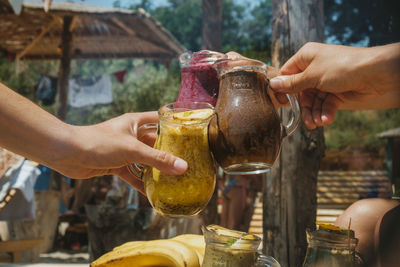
[208,57,301,175]
[129,102,216,217]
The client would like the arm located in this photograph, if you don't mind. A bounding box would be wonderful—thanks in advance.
[340,89,400,110]
[0,82,71,168]
[269,42,400,129]
[0,83,187,192]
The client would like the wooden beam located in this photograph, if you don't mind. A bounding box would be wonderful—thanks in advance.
[69,16,78,32]
[57,16,73,121]
[16,18,58,60]
[111,17,136,35]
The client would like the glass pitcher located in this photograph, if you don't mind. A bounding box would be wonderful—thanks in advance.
[202,225,280,267]
[302,226,363,267]
[208,58,300,175]
[176,50,226,106]
[129,102,216,217]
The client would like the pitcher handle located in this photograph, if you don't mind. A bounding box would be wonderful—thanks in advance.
[127,123,159,179]
[283,93,300,136]
[256,253,281,267]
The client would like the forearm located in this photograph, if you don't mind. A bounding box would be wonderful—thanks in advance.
[341,43,400,110]
[340,89,400,110]
[0,82,76,168]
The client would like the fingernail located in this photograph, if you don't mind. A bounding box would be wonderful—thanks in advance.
[321,115,329,124]
[270,77,283,89]
[174,158,188,172]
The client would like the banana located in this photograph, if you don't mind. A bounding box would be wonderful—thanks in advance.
[172,234,205,265]
[91,239,199,267]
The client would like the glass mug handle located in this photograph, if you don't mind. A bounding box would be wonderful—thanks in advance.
[127,123,159,179]
[256,253,281,267]
[282,93,300,136]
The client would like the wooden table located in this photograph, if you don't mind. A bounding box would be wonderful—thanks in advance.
[0,239,43,262]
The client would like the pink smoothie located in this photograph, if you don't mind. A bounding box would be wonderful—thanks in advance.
[176,51,221,106]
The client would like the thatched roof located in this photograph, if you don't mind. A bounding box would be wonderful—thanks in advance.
[0,1,185,61]
[378,128,400,139]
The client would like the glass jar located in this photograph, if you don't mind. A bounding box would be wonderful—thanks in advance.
[130,102,216,217]
[176,50,226,106]
[208,58,300,175]
[202,225,280,267]
[302,226,363,267]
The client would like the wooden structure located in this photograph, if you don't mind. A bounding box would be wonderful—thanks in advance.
[0,239,42,263]
[0,0,184,120]
[317,170,391,223]
[264,0,325,266]
[0,1,184,61]
[251,170,391,238]
[0,0,185,191]
[379,128,400,198]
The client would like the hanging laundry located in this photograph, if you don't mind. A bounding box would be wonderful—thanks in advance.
[112,69,127,83]
[69,74,112,108]
[35,75,58,106]
[0,160,41,220]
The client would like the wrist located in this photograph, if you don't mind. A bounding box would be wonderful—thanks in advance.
[363,43,400,95]
[44,123,82,173]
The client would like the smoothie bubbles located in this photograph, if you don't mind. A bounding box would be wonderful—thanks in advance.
[176,50,226,106]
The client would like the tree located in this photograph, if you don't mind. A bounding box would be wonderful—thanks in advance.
[263,0,325,266]
[324,0,400,46]
[202,0,223,51]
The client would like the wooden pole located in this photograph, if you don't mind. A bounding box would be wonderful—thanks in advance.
[201,0,222,52]
[57,16,73,121]
[51,16,73,190]
[263,0,325,266]
[199,0,223,226]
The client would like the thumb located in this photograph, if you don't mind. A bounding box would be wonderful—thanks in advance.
[137,144,188,175]
[269,73,311,94]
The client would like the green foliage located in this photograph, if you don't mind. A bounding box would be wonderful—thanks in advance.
[2,0,397,154]
[0,57,55,101]
[66,60,180,125]
[144,0,203,51]
[133,0,272,61]
[324,109,400,152]
[324,0,400,46]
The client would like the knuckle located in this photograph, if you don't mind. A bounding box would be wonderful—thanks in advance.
[155,151,174,166]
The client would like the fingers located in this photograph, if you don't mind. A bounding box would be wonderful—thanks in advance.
[134,142,188,176]
[311,91,328,126]
[300,90,317,129]
[136,111,159,126]
[115,166,145,195]
[300,89,342,130]
[226,51,247,60]
[321,94,342,125]
[270,73,312,94]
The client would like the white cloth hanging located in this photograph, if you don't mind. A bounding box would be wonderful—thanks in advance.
[0,160,41,220]
[69,74,113,108]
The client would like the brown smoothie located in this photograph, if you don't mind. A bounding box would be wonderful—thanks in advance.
[208,70,282,172]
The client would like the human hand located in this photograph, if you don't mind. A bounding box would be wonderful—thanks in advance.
[52,112,188,194]
[269,42,400,129]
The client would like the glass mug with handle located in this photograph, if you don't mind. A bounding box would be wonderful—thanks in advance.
[129,102,216,217]
[202,225,281,267]
[208,58,301,175]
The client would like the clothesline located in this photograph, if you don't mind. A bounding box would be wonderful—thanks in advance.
[35,69,127,107]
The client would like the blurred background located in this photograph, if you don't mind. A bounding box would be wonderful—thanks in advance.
[0,0,399,265]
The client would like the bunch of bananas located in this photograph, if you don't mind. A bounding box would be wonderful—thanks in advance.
[91,234,205,267]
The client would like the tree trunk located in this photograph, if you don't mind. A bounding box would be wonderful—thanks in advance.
[263,1,325,266]
[201,0,222,52]
[200,0,223,226]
